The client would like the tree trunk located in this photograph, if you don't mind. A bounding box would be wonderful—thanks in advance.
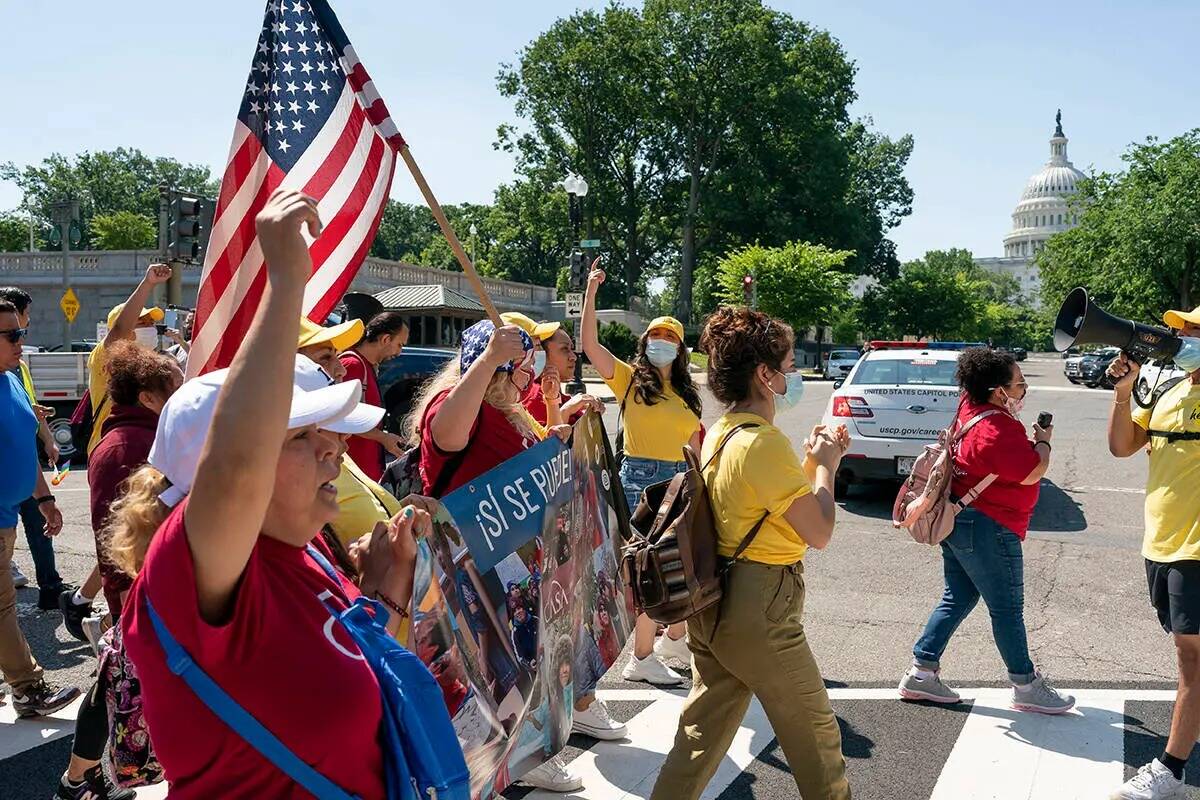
[678,168,701,324]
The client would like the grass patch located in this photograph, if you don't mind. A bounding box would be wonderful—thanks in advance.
[689,351,708,369]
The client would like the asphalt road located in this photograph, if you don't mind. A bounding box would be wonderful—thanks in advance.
[2,353,1184,799]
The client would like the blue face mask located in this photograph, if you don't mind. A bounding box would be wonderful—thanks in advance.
[532,350,547,378]
[769,370,805,410]
[1176,337,1200,372]
[645,339,679,368]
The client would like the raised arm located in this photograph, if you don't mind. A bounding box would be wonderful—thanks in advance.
[1106,354,1150,457]
[184,189,321,623]
[429,325,526,453]
[105,263,172,345]
[581,259,616,381]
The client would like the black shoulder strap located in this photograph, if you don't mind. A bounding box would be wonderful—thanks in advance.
[616,380,633,437]
[430,444,471,499]
[701,422,767,562]
[700,422,761,472]
[1147,430,1200,443]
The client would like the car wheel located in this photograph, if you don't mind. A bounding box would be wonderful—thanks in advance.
[1085,381,1098,388]
[1137,378,1150,396]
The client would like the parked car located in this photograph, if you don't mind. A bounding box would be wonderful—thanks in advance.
[1136,359,1187,403]
[822,341,964,498]
[823,349,861,380]
[1078,346,1121,388]
[1063,354,1085,383]
[997,345,1027,361]
[47,340,99,353]
[1060,346,1081,359]
[26,350,92,462]
[376,346,455,433]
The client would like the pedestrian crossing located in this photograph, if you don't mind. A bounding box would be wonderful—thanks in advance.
[1,687,1196,799]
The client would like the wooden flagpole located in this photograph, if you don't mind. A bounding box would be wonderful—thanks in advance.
[399,146,502,325]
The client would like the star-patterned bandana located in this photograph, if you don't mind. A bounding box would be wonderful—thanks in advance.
[460,319,533,374]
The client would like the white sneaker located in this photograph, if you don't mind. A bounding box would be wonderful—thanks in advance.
[519,755,583,792]
[653,632,691,664]
[10,563,29,589]
[622,653,683,686]
[571,699,628,740]
[1111,759,1185,799]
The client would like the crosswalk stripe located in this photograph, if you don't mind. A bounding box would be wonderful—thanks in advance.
[930,689,1127,800]
[0,696,82,760]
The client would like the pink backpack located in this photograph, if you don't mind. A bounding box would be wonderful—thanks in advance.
[892,409,1000,545]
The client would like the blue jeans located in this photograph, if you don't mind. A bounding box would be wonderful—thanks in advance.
[17,496,62,590]
[619,456,688,514]
[912,508,1036,683]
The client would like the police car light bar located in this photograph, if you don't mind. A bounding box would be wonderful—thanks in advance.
[864,341,986,352]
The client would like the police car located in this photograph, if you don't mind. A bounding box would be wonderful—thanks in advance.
[821,341,977,498]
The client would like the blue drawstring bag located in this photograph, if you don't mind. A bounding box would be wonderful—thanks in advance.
[145,545,470,800]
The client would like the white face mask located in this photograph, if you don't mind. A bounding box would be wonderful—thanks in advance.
[1000,387,1025,417]
[134,327,159,349]
[766,370,805,410]
[532,350,547,378]
[645,340,678,368]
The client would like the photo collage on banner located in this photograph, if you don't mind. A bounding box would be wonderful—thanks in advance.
[409,413,636,798]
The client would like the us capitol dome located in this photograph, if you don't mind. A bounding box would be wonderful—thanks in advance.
[974,110,1086,305]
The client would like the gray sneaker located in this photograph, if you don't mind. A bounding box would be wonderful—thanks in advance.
[1012,672,1075,714]
[898,667,961,703]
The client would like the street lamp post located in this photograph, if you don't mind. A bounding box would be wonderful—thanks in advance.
[563,174,588,395]
[468,222,478,265]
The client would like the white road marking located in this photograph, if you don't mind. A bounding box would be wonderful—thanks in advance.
[1027,386,1108,394]
[1068,485,1145,495]
[0,696,82,760]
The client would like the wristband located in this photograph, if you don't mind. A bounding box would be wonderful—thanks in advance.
[1113,396,1131,406]
[1033,440,1051,453]
[375,591,410,620]
[34,494,55,506]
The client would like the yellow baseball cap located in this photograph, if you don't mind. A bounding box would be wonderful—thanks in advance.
[1163,306,1200,330]
[107,303,164,328]
[500,311,560,342]
[645,316,685,342]
[297,316,364,353]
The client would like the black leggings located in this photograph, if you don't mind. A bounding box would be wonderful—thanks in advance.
[71,671,108,762]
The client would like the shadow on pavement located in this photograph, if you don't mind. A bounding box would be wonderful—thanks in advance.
[838,482,897,522]
[1028,480,1088,533]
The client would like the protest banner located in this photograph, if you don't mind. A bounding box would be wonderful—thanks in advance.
[409,412,636,798]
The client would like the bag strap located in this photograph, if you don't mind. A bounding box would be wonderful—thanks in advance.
[144,598,357,800]
[430,444,472,498]
[729,512,771,562]
[700,423,761,472]
[703,423,766,561]
[954,473,998,509]
[306,544,351,604]
[615,381,633,443]
[1148,429,1200,442]
[951,409,1001,445]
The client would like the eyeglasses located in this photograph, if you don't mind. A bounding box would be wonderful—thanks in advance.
[0,327,27,344]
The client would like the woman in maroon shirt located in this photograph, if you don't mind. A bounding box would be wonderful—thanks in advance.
[899,348,1074,714]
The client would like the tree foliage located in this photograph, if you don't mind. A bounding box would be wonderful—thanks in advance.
[90,210,157,250]
[715,241,853,332]
[1039,130,1200,322]
[0,147,216,249]
[498,0,912,318]
[0,211,32,252]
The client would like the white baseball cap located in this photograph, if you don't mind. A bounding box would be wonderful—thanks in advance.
[150,361,367,507]
[292,355,385,435]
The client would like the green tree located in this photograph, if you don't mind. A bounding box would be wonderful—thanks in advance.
[370,200,439,262]
[487,171,576,292]
[598,321,638,361]
[1039,130,1200,322]
[1,148,216,248]
[90,210,156,250]
[858,250,986,340]
[0,211,33,252]
[714,241,854,332]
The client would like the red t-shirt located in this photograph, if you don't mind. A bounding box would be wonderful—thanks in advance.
[521,378,582,426]
[122,503,386,799]
[951,398,1042,538]
[420,388,540,497]
[340,350,385,481]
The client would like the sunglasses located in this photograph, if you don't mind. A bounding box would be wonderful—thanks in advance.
[0,327,27,344]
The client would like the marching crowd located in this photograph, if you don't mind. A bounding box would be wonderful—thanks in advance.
[0,188,1198,800]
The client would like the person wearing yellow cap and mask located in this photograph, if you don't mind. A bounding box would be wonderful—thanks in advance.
[582,259,702,687]
[86,263,170,457]
[502,312,603,430]
[1108,304,1200,797]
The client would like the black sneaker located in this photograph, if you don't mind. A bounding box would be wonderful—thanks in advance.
[39,582,74,611]
[54,764,136,799]
[59,589,92,642]
[11,679,80,718]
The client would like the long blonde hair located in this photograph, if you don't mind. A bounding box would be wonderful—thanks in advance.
[104,465,172,577]
[403,358,536,448]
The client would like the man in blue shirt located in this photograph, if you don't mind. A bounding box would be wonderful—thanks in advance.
[0,299,79,717]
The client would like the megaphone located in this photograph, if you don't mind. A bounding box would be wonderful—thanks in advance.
[341,292,384,324]
[1053,287,1200,405]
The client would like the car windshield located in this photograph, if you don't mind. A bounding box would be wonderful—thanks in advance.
[851,358,958,386]
[831,351,859,360]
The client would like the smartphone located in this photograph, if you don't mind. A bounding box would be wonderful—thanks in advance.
[1037,411,1053,429]
[163,309,179,330]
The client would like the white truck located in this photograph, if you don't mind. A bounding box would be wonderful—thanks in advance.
[26,350,92,460]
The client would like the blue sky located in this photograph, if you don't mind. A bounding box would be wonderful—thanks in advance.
[1,1,1196,262]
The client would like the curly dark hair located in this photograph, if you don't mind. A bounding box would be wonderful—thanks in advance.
[629,332,702,418]
[105,340,180,406]
[700,306,795,405]
[956,347,1017,404]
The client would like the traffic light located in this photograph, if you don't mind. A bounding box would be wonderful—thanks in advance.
[569,250,584,288]
[742,273,754,304]
[166,191,216,265]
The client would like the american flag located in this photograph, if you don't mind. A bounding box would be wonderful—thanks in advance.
[188,0,403,376]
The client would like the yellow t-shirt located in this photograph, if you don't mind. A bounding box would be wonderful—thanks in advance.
[18,360,36,404]
[605,359,700,462]
[332,455,403,547]
[702,412,812,565]
[1133,378,1200,562]
[87,342,113,455]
